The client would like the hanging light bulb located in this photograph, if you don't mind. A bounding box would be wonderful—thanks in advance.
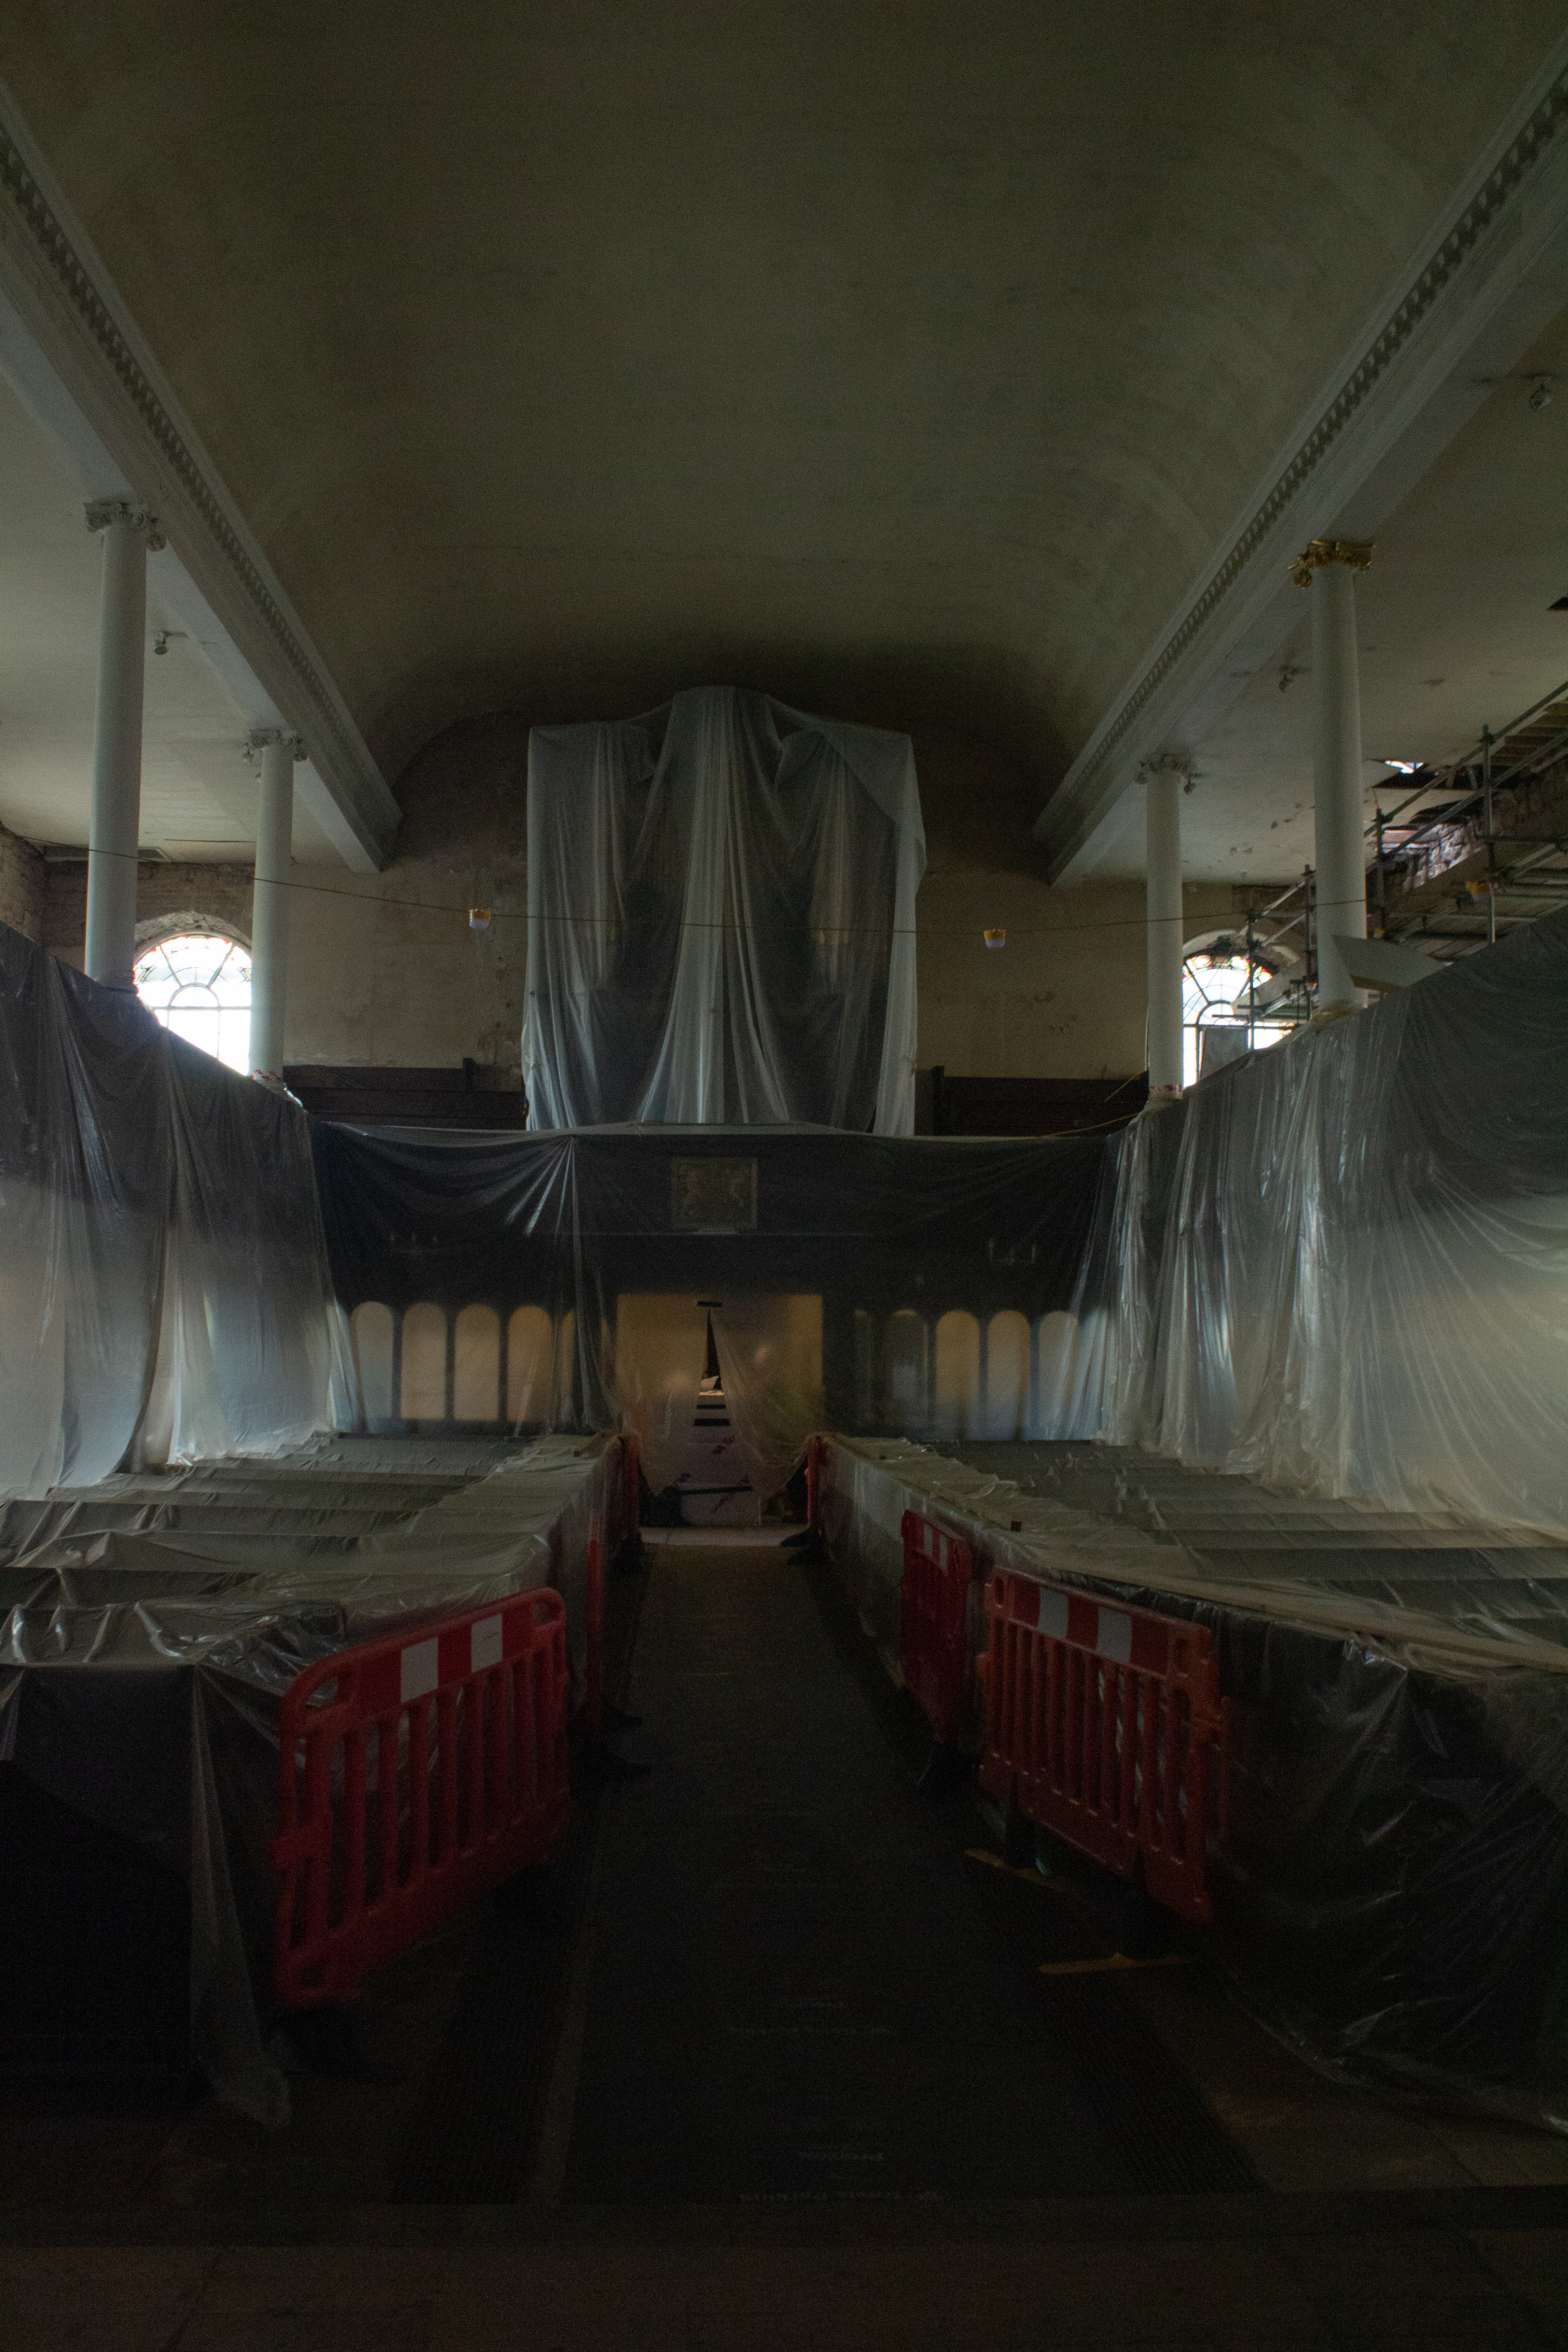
[982,927,1006,950]
[469,906,492,932]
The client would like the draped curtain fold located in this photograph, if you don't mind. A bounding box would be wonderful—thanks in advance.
[524,686,924,1132]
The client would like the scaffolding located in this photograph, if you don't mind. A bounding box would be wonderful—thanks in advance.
[1225,676,1568,1025]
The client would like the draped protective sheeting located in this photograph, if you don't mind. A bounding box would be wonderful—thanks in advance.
[818,1434,1568,2129]
[1083,907,1568,1537]
[0,1437,624,2123]
[0,923,345,1496]
[710,1294,827,1499]
[312,1122,1107,1494]
[524,686,925,1133]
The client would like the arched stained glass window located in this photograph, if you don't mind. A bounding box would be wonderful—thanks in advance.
[132,932,252,1072]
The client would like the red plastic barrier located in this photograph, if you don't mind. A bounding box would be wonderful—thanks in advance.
[977,1569,1230,1924]
[899,1510,976,1743]
[585,1510,605,1735]
[271,1589,570,2008]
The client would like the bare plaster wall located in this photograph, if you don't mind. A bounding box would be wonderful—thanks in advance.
[279,715,1279,1080]
[0,818,45,944]
[284,716,529,1069]
[44,861,256,970]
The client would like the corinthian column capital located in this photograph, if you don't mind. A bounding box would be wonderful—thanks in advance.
[1289,538,1373,588]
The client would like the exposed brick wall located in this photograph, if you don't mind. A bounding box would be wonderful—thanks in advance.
[44,861,255,971]
[0,819,46,944]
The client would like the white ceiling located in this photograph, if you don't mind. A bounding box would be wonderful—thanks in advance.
[1,12,1566,891]
[1081,306,1568,883]
[0,374,341,862]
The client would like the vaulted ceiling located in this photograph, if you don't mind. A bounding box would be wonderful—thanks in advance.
[4,5,1564,790]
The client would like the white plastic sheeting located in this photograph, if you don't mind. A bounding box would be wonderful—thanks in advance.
[0,1436,624,2124]
[710,1294,826,1499]
[817,1434,1568,2127]
[613,1292,711,1494]
[0,921,345,1496]
[1089,908,1568,1536]
[524,686,925,1133]
[531,1290,825,1504]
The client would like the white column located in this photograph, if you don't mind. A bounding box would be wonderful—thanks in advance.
[248,730,300,1076]
[1142,755,1186,1098]
[83,500,161,988]
[1294,539,1372,1013]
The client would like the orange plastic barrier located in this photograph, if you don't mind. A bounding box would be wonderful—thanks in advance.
[977,1568,1230,1924]
[900,1510,976,1744]
[271,1589,570,2007]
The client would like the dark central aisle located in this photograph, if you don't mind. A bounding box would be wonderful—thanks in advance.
[559,1537,1241,2204]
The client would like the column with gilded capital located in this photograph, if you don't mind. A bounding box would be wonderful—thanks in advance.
[1292,539,1372,1013]
[84,499,162,988]
[1141,753,1188,1098]
[248,730,302,1077]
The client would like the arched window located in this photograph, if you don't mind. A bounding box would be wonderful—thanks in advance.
[133,931,252,1072]
[1181,942,1296,1088]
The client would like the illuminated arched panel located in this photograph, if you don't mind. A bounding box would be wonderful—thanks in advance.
[932,1309,980,1440]
[885,1309,928,1428]
[349,1301,394,1425]
[1035,1308,1081,1433]
[853,1308,875,1425]
[453,1303,501,1423]
[983,1309,1030,1439]
[400,1302,448,1421]
[507,1305,554,1424]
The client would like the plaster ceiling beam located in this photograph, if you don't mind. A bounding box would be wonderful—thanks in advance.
[0,83,398,873]
[1035,36,1568,885]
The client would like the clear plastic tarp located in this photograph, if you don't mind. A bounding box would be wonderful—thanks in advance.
[1084,906,1568,1536]
[0,1436,623,2123]
[821,1433,1568,2129]
[311,1122,1108,1499]
[0,922,344,1495]
[523,686,926,1133]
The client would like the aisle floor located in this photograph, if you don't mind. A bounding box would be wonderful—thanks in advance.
[6,1533,1568,2347]
[560,1539,1253,2203]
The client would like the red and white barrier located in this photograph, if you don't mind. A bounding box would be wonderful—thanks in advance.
[899,1510,976,1744]
[271,1588,570,2007]
[977,1568,1229,1923]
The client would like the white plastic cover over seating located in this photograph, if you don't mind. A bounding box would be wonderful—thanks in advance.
[524,686,925,1132]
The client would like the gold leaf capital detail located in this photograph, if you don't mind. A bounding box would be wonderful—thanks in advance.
[1289,538,1374,588]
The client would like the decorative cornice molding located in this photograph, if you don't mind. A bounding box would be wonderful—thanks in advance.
[1289,538,1374,588]
[1037,44,1568,874]
[84,495,163,549]
[0,89,397,868]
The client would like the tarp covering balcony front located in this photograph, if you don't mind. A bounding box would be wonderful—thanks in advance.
[523,686,925,1133]
[0,922,344,1498]
[1080,905,1568,1538]
[310,1122,1110,1493]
